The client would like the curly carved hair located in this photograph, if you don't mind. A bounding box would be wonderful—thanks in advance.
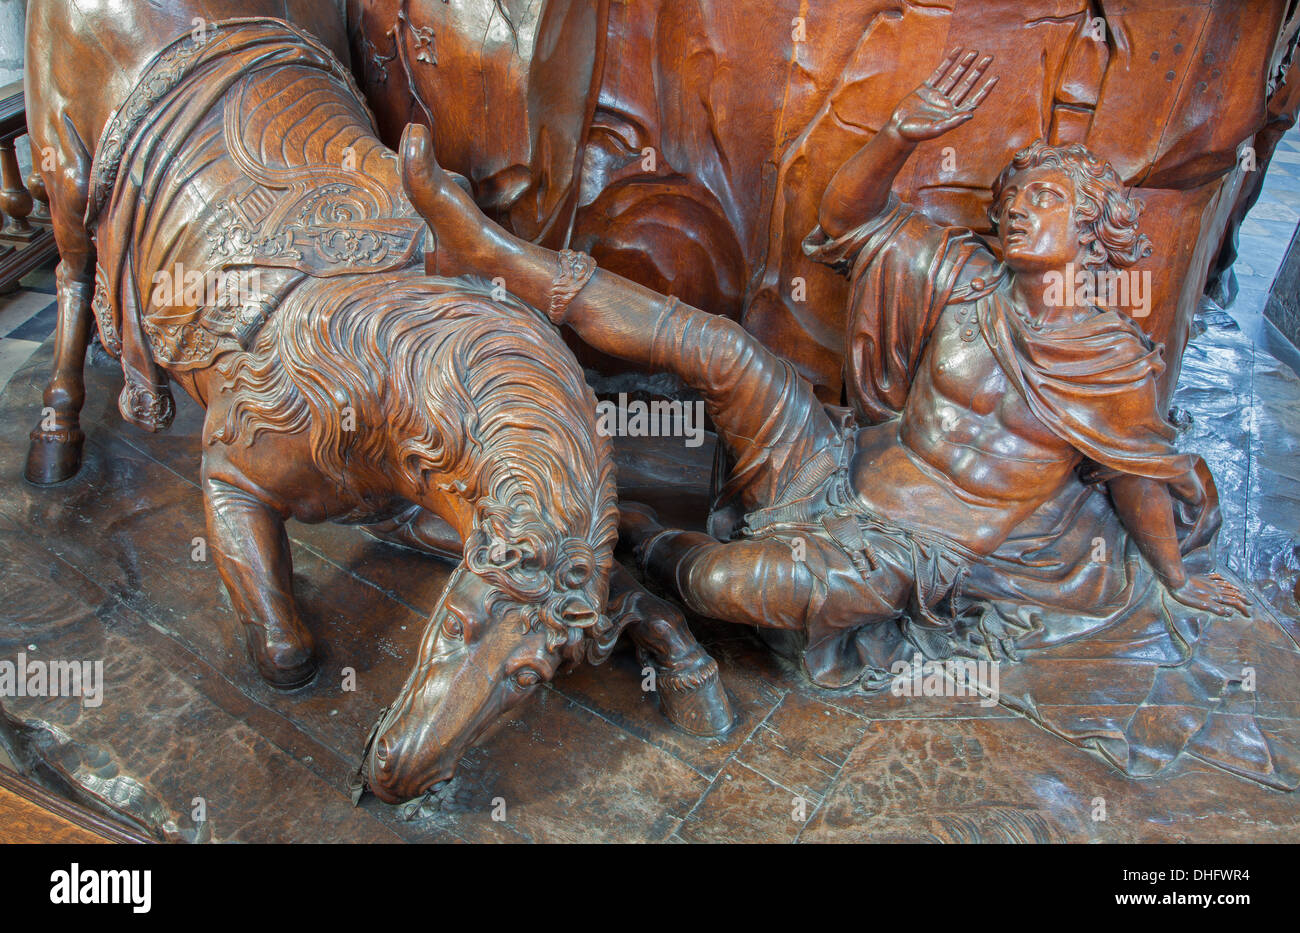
[989,139,1151,271]
[213,271,620,666]
[463,492,621,666]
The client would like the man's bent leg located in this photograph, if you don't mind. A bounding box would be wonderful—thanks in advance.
[549,272,838,511]
[492,244,838,512]
[640,529,819,632]
[637,523,917,687]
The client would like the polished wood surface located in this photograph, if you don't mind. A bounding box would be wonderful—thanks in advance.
[0,768,147,844]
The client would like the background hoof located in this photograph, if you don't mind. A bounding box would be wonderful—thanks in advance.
[245,632,319,691]
[255,654,319,691]
[24,430,84,485]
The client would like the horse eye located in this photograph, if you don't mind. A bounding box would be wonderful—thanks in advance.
[442,616,464,639]
[512,668,541,689]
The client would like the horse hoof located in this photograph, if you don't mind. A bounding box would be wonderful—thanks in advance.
[654,651,734,737]
[24,429,85,485]
[256,655,319,691]
[243,627,319,690]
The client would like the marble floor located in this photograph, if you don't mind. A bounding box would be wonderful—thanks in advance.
[0,263,55,394]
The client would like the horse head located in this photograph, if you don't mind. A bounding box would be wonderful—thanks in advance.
[365,492,620,803]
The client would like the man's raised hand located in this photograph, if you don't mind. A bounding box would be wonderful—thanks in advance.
[887,48,998,143]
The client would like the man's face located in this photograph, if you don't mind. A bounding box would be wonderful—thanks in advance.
[994,166,1084,273]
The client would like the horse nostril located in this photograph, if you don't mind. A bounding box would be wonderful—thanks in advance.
[372,737,392,768]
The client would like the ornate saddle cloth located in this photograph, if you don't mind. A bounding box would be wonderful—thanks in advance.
[87,17,426,431]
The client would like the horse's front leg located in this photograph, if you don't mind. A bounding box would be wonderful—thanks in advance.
[201,458,318,689]
[25,106,98,486]
[608,562,734,737]
[24,259,95,485]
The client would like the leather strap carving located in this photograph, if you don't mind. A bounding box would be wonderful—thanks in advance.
[548,249,597,323]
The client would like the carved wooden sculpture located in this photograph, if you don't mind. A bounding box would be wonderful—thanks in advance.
[353,0,1299,397]
[399,50,1249,689]
[15,1,1298,819]
[345,0,1300,795]
[22,1,730,805]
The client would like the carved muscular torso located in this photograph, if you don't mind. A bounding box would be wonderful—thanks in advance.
[850,298,1082,553]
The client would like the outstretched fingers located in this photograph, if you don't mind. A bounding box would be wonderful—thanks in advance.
[923,48,997,115]
[959,74,999,111]
[952,55,994,105]
[1209,574,1252,616]
[938,49,979,95]
[925,47,963,88]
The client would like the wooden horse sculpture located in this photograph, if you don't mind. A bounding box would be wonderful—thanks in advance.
[22,0,731,804]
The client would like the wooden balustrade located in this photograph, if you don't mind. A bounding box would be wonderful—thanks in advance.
[0,80,58,293]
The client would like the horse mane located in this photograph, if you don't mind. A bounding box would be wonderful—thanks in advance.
[212,271,620,661]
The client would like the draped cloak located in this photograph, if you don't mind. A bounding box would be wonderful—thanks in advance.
[85,17,426,431]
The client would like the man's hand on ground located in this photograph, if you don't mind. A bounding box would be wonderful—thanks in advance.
[1168,572,1251,617]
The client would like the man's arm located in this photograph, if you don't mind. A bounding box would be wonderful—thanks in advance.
[1109,474,1249,616]
[818,48,997,239]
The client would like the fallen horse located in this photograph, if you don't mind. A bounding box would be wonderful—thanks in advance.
[23,3,730,804]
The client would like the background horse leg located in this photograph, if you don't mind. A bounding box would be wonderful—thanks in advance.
[360,503,463,560]
[24,122,96,485]
[608,562,734,737]
[24,261,94,485]
[201,466,319,689]
[24,258,96,486]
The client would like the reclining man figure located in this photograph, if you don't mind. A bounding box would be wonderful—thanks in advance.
[405,47,1248,688]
